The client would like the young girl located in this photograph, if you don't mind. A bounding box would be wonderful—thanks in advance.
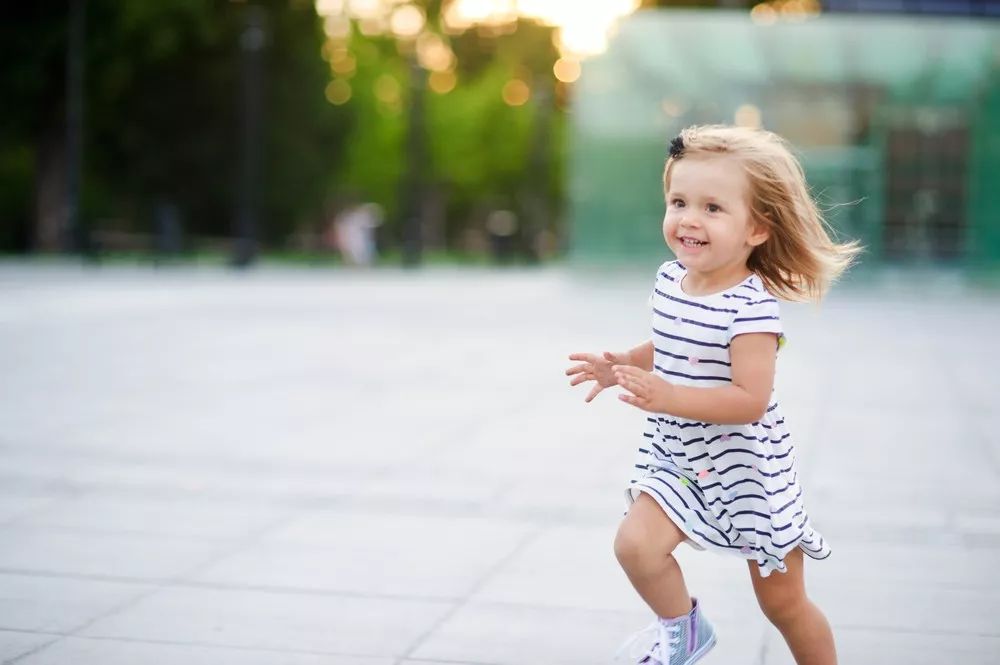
[566,125,859,665]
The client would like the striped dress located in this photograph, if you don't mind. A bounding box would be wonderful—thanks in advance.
[627,260,830,577]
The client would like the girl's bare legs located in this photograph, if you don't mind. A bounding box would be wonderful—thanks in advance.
[614,492,692,618]
[748,548,837,665]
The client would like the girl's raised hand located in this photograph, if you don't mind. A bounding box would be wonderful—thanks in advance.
[565,351,630,402]
[613,365,672,413]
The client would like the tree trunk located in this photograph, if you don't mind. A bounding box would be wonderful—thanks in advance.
[34,126,67,252]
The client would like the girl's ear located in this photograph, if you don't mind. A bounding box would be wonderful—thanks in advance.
[748,214,770,248]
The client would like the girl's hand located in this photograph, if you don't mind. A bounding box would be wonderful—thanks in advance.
[565,351,631,402]
[613,365,673,413]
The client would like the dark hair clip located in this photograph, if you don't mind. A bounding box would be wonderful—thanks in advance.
[668,136,685,158]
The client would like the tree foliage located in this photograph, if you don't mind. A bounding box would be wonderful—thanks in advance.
[1,1,567,260]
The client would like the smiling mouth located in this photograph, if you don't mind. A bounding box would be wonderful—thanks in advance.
[679,236,708,247]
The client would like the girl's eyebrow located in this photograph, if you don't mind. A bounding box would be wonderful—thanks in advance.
[668,191,726,202]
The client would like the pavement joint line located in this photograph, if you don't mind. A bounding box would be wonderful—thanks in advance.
[0,567,460,602]
[0,442,375,478]
[402,658,501,665]
[2,637,63,665]
[0,491,85,529]
[0,479,355,507]
[1,629,436,662]
[0,523,264,545]
[393,526,547,665]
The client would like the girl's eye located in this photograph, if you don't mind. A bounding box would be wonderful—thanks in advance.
[670,198,685,208]
[707,203,722,213]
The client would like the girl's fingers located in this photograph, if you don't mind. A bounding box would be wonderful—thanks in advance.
[617,373,637,389]
[619,393,650,410]
[569,373,592,387]
[568,353,596,363]
[585,384,604,402]
[565,363,590,376]
[617,378,641,401]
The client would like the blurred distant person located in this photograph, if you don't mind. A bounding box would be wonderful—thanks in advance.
[331,202,382,267]
[486,209,518,263]
[566,125,860,665]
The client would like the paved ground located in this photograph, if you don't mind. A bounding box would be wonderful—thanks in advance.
[0,262,998,665]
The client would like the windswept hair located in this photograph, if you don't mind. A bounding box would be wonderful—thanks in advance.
[664,125,861,302]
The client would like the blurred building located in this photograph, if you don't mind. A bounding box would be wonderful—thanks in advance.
[568,8,1000,268]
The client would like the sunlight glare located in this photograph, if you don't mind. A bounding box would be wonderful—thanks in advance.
[446,0,640,56]
[317,0,642,57]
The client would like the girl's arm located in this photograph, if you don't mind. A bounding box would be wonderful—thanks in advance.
[614,333,776,425]
[624,340,654,371]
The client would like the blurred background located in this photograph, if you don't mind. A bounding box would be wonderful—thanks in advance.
[3,0,999,271]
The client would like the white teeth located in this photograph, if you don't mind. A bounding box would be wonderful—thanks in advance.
[681,237,706,247]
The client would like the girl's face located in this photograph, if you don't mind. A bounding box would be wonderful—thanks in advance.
[662,154,768,279]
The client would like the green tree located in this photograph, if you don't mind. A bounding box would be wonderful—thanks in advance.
[1,0,351,254]
[326,8,565,261]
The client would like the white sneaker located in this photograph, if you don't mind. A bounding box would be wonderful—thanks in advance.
[614,598,717,665]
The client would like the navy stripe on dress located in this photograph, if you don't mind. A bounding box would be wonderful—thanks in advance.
[654,288,739,314]
[652,307,729,331]
[653,327,730,349]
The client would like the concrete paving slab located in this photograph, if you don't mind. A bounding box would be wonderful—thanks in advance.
[471,524,645,612]
[763,626,1000,665]
[407,602,651,665]
[17,494,290,541]
[77,586,453,658]
[0,492,67,526]
[0,526,224,580]
[0,631,57,662]
[0,574,151,634]
[1,264,998,664]
[194,510,536,599]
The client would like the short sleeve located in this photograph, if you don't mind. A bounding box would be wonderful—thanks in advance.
[650,259,679,306]
[728,295,785,349]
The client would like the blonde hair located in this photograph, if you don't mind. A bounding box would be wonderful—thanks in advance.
[663,124,861,302]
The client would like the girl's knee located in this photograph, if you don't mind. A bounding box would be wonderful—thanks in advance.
[614,493,686,575]
[613,520,677,575]
[757,590,810,628]
[750,549,809,627]
[614,522,662,574]
[613,521,648,571]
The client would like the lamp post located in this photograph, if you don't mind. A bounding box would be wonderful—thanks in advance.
[64,0,85,254]
[233,5,266,268]
[400,54,426,267]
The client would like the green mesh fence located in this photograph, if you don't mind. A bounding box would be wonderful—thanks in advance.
[568,10,1000,267]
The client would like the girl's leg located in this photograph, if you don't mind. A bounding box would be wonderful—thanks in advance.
[614,491,691,618]
[748,548,837,665]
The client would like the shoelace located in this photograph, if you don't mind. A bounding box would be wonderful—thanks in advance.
[615,622,682,664]
[655,623,682,663]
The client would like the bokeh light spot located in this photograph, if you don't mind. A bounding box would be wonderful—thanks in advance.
[502,79,530,106]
